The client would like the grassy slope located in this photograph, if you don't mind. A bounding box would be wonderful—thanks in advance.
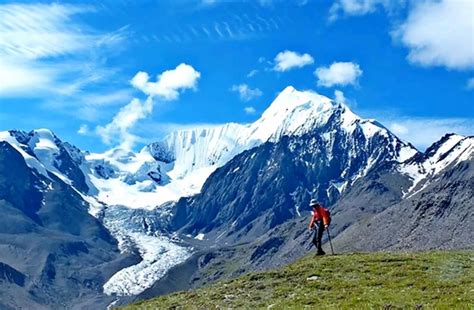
[124,251,473,309]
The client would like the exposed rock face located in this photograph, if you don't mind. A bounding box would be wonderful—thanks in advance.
[334,158,474,252]
[169,107,417,244]
[0,141,138,309]
[160,132,473,296]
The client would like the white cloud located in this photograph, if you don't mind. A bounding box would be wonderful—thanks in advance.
[329,0,395,21]
[247,69,259,78]
[96,97,153,149]
[77,124,89,135]
[131,64,201,100]
[244,106,257,115]
[231,84,263,101]
[315,62,362,87]
[393,0,474,70]
[330,1,474,71]
[97,64,201,150]
[466,78,474,90]
[80,89,133,106]
[389,122,409,135]
[334,89,346,104]
[386,117,474,150]
[273,50,314,72]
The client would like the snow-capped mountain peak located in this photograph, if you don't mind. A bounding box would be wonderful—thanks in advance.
[27,129,61,174]
[250,86,337,141]
[399,133,474,196]
[424,133,466,162]
[0,87,422,210]
[0,129,96,196]
[84,86,421,209]
[0,130,52,180]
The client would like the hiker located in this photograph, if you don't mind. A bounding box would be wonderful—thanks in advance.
[308,199,331,255]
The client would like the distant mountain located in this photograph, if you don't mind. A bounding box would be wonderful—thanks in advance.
[0,87,472,308]
[0,130,193,301]
[160,95,473,293]
[169,89,418,240]
[335,135,474,252]
[83,86,417,209]
[0,139,138,309]
[155,131,473,296]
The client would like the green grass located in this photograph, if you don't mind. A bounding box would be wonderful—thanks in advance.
[123,251,473,309]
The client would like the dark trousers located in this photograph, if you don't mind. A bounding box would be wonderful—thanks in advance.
[311,221,325,252]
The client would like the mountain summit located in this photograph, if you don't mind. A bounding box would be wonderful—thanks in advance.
[83,86,419,209]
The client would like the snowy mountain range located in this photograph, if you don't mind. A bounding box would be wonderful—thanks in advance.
[0,86,472,309]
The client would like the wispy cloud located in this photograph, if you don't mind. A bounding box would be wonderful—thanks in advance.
[247,69,259,78]
[0,58,58,97]
[333,89,346,104]
[385,117,474,150]
[244,106,257,115]
[333,89,357,108]
[466,78,474,90]
[330,0,379,21]
[0,3,127,99]
[80,89,134,107]
[0,3,94,59]
[231,84,263,101]
[96,64,201,150]
[144,11,284,44]
[77,124,90,135]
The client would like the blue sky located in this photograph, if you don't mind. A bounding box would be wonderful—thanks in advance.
[0,0,473,152]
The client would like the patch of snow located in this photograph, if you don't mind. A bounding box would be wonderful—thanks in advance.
[216,231,226,240]
[359,121,381,139]
[0,131,51,180]
[330,181,347,193]
[397,145,418,162]
[194,233,205,240]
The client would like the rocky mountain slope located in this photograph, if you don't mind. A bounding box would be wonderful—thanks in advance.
[0,87,472,308]
[84,86,417,210]
[335,137,474,252]
[155,131,472,294]
[0,140,138,309]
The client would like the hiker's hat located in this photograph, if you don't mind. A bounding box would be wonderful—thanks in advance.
[309,199,319,207]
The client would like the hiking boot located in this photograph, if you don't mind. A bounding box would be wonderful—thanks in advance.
[316,249,326,256]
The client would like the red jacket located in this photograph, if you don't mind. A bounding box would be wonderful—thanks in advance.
[309,207,331,227]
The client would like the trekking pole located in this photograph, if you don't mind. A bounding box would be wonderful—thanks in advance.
[306,228,315,250]
[326,228,335,255]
